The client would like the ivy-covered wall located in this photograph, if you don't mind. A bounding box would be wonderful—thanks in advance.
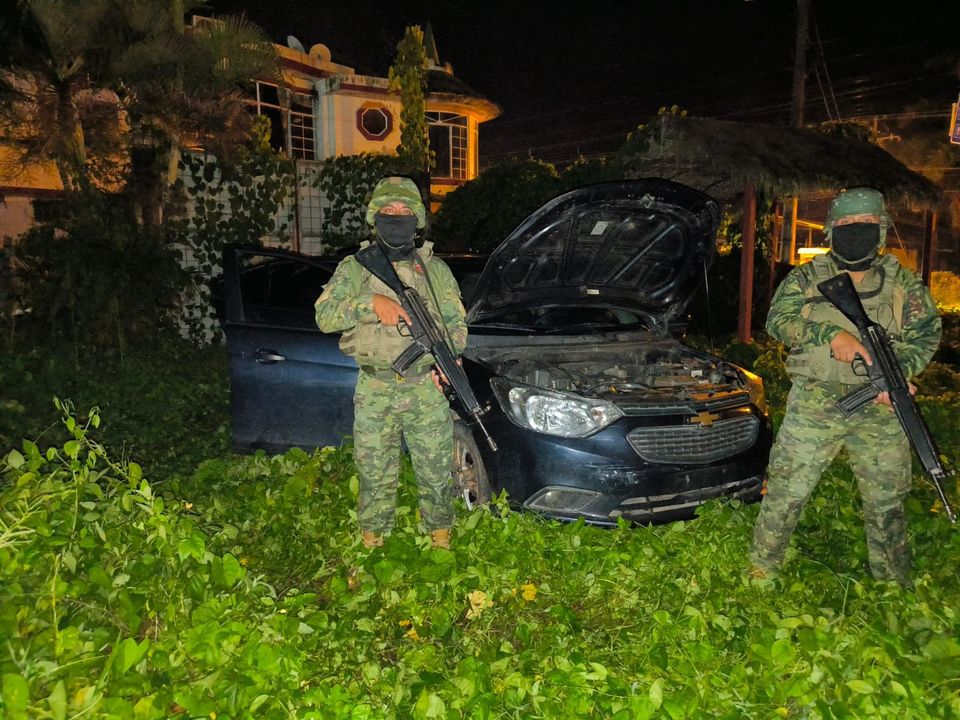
[315,152,407,251]
[167,121,297,344]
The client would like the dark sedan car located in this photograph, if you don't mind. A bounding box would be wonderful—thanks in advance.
[215,179,772,525]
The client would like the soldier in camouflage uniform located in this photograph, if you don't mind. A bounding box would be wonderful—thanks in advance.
[749,188,941,584]
[314,177,467,549]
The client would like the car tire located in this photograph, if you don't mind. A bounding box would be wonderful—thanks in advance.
[452,419,491,510]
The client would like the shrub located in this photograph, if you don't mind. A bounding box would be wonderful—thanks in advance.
[931,271,960,311]
[431,159,560,253]
[10,189,185,359]
[3,401,960,719]
[934,311,960,366]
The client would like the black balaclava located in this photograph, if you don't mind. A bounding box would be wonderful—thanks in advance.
[831,223,881,271]
[374,214,418,260]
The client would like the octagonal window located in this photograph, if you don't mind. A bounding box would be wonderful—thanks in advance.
[357,106,393,140]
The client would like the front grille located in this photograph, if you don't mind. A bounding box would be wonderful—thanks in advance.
[626,415,759,464]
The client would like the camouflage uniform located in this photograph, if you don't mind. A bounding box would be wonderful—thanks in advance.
[750,189,941,582]
[314,178,467,535]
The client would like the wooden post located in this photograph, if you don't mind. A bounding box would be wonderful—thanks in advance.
[739,182,757,344]
[921,209,937,286]
[788,196,799,263]
[769,199,784,305]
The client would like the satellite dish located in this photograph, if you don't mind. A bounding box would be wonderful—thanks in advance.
[287,35,306,53]
[309,44,332,62]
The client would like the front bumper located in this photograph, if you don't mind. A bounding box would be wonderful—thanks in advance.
[479,409,771,526]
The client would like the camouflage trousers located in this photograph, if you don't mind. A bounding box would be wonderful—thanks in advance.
[750,379,912,582]
[353,369,455,534]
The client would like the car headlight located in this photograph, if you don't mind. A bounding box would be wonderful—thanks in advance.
[490,378,623,438]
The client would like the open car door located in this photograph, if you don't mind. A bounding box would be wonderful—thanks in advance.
[219,245,357,452]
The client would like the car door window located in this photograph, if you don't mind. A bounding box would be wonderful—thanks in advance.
[238,253,332,329]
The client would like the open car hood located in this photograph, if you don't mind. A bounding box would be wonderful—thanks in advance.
[466,179,720,328]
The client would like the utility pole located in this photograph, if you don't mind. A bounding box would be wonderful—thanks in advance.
[743,0,811,343]
[786,0,810,265]
[791,0,810,128]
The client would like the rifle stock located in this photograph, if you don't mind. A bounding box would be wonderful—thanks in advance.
[816,273,955,523]
[355,244,498,452]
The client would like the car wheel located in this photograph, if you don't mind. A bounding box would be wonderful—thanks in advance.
[452,420,490,510]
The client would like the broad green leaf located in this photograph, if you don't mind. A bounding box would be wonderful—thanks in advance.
[6,449,24,469]
[649,678,663,708]
[586,662,608,682]
[133,695,157,718]
[2,673,30,716]
[177,533,205,561]
[923,637,960,660]
[413,689,445,719]
[771,638,796,666]
[220,553,244,586]
[845,680,874,694]
[48,680,66,720]
[115,637,150,674]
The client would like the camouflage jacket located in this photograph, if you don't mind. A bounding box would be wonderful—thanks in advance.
[314,242,467,369]
[767,253,941,381]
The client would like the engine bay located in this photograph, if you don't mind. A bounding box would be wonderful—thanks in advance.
[470,338,749,404]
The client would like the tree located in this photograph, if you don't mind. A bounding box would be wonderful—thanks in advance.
[0,0,124,190]
[431,159,560,253]
[112,3,279,224]
[388,25,430,195]
[0,0,278,222]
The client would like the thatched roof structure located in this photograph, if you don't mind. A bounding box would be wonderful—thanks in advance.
[620,114,940,208]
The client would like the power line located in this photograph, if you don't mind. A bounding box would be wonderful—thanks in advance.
[812,18,841,120]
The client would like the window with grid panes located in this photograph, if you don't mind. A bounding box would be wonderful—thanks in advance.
[289,98,315,160]
[427,112,468,179]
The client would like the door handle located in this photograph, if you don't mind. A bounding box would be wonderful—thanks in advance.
[254,348,286,364]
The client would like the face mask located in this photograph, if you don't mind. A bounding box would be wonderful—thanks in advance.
[374,213,418,253]
[831,223,881,270]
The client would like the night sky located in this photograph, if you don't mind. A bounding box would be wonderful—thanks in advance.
[210,0,960,167]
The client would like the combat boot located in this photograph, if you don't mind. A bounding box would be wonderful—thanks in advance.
[430,528,451,549]
[361,530,383,548]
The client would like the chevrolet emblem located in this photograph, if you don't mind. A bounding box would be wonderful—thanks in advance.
[689,411,720,426]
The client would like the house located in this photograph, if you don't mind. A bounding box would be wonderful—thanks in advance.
[264,23,500,187]
[223,21,499,254]
[0,19,501,254]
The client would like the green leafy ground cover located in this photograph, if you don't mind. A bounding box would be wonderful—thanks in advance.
[2,327,960,719]
[0,345,230,482]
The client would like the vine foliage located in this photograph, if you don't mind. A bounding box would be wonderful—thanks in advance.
[167,117,296,344]
[388,25,430,176]
[316,153,406,251]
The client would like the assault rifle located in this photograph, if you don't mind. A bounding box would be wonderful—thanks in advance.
[355,243,498,452]
[817,272,955,523]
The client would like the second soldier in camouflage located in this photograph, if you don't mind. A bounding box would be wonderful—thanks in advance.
[749,187,941,584]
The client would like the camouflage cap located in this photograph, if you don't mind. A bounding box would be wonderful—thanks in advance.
[365,176,426,228]
[825,186,891,247]
[825,187,891,229]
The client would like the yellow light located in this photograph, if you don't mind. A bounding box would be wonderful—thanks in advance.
[796,247,829,264]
